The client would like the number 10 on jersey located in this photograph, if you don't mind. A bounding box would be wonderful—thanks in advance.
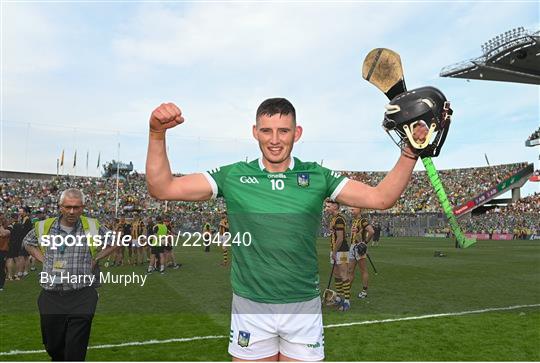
[270,179,285,190]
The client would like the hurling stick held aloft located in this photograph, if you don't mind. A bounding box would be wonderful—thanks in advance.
[362,48,407,100]
[362,48,475,249]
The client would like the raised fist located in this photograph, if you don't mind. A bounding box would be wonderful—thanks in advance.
[149,103,184,134]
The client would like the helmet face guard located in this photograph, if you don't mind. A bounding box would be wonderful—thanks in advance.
[383,86,452,158]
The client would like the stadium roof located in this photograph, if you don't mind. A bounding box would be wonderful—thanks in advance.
[440,27,540,84]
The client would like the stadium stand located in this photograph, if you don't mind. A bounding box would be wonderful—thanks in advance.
[452,163,533,216]
[440,27,540,84]
[530,169,540,182]
[1,162,537,239]
[0,172,225,233]
[461,192,539,237]
[340,162,531,214]
[525,127,540,147]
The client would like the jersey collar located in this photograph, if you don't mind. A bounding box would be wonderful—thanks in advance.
[258,156,295,172]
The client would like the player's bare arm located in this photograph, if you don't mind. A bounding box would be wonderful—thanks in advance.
[333,229,344,260]
[146,102,213,201]
[25,244,45,263]
[336,123,428,210]
[0,225,10,238]
[364,225,375,243]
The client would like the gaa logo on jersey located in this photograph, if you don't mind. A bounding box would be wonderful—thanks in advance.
[240,176,259,184]
[297,172,310,187]
[237,330,251,347]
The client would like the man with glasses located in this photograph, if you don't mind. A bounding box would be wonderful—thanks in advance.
[23,188,119,361]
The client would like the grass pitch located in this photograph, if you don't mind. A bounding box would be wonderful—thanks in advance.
[1,237,539,361]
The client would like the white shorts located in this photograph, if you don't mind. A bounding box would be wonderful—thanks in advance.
[228,294,324,361]
[132,239,144,248]
[330,251,349,265]
[219,235,227,248]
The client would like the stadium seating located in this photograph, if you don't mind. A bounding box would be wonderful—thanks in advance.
[1,162,537,236]
[525,127,540,147]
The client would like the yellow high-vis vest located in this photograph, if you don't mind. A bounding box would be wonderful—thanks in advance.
[34,216,100,257]
[155,223,168,236]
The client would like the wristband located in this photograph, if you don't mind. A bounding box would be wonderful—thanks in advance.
[401,151,419,160]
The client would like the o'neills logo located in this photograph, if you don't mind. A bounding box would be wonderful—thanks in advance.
[267,173,287,179]
[240,176,259,184]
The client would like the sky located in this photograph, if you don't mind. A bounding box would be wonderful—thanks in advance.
[1,1,539,196]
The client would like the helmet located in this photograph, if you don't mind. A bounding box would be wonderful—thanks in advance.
[383,86,452,157]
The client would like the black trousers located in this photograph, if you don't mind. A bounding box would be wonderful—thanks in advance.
[38,287,98,361]
[0,251,6,288]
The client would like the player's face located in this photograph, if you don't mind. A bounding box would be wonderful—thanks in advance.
[253,113,302,172]
[325,202,339,215]
[350,207,361,217]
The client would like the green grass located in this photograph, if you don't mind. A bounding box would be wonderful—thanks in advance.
[1,237,539,361]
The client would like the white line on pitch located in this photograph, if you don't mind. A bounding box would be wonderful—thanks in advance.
[323,303,540,328]
[0,335,227,357]
[1,304,538,356]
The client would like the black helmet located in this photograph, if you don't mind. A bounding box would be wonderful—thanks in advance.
[383,86,452,157]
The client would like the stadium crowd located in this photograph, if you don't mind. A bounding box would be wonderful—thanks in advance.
[1,173,226,233]
[1,162,538,291]
[340,162,528,213]
[461,193,540,236]
[0,161,536,242]
[1,162,535,227]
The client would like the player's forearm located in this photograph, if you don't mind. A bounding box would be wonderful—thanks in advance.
[374,153,417,209]
[146,135,175,200]
[25,245,44,263]
[334,236,344,252]
[365,231,374,243]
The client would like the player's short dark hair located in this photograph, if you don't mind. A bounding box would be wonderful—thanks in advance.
[256,98,296,125]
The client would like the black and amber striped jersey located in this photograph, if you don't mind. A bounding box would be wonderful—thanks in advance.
[330,213,349,252]
[131,220,145,239]
[219,217,229,234]
[351,217,370,243]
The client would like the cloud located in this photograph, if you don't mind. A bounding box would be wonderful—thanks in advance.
[2,4,66,74]
[111,3,415,71]
[2,1,538,199]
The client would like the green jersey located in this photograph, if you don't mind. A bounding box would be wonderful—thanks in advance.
[205,157,347,303]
